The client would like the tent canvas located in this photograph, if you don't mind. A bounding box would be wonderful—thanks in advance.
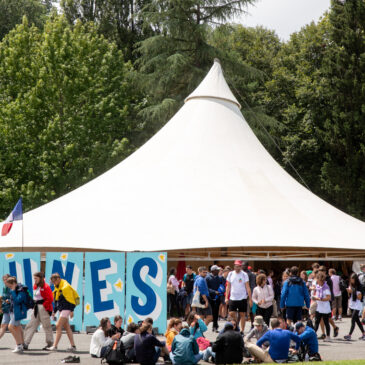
[1,61,365,252]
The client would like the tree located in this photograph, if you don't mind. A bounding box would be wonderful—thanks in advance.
[0,16,140,216]
[60,0,153,61]
[135,0,256,135]
[0,0,51,40]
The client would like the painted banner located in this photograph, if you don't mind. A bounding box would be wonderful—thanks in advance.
[0,252,41,323]
[45,252,83,331]
[126,252,167,334]
[84,252,125,329]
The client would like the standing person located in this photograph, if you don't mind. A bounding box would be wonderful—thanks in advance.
[182,266,196,318]
[318,266,339,337]
[90,317,121,358]
[280,266,310,326]
[344,273,365,341]
[47,273,79,352]
[219,267,231,320]
[134,323,170,365]
[6,276,27,353]
[329,269,343,321]
[23,272,54,350]
[243,262,256,329]
[0,274,11,341]
[225,260,252,334]
[193,267,212,325]
[312,272,332,341]
[357,264,365,324]
[252,274,274,327]
[267,270,274,288]
[167,268,180,318]
[206,265,224,332]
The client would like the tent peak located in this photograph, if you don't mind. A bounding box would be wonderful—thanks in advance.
[184,61,241,109]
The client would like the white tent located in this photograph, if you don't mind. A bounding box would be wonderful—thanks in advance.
[1,60,365,253]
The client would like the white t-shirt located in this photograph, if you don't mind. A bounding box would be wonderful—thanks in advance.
[227,270,249,300]
[349,291,363,311]
[316,288,331,314]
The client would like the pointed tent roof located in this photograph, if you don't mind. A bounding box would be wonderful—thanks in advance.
[1,60,365,251]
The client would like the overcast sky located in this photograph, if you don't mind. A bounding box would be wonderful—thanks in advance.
[237,0,331,41]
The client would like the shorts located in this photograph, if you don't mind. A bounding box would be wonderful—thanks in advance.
[310,301,318,316]
[228,299,247,313]
[60,310,72,318]
[1,312,10,325]
[332,295,342,310]
[286,306,302,322]
[196,302,212,316]
[187,292,194,305]
[9,312,21,326]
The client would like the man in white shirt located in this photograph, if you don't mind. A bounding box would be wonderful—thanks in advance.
[225,260,252,334]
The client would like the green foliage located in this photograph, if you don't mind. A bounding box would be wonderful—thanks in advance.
[0,16,140,217]
[135,0,256,134]
[60,0,153,61]
[0,0,51,40]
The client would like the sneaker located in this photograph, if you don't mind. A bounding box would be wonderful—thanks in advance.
[22,343,28,350]
[334,326,339,337]
[344,335,351,341]
[324,336,331,342]
[12,345,23,353]
[67,346,76,352]
[317,334,326,340]
[46,346,58,351]
[338,316,342,321]
[359,334,365,340]
[61,356,80,364]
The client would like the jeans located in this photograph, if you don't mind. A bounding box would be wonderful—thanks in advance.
[170,352,203,364]
[203,347,216,362]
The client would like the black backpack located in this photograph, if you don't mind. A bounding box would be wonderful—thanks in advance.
[101,340,127,365]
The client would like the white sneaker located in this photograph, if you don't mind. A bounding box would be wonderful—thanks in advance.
[46,346,58,351]
[12,345,23,353]
[324,336,331,342]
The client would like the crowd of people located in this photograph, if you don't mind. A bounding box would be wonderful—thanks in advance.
[0,261,365,364]
[0,272,79,354]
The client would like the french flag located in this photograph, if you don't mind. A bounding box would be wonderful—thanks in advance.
[1,198,23,236]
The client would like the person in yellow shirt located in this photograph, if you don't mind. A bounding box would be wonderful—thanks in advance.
[165,318,182,350]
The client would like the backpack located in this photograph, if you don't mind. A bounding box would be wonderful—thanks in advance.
[339,278,347,292]
[101,340,127,365]
[19,285,34,310]
[358,273,365,295]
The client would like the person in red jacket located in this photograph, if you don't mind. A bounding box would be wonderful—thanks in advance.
[23,272,54,350]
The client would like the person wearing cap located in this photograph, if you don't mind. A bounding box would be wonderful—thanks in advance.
[225,260,252,334]
[206,265,224,332]
[293,321,320,361]
[211,322,244,364]
[244,315,269,346]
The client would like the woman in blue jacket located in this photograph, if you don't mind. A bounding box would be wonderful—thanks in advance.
[7,276,27,353]
[187,312,207,339]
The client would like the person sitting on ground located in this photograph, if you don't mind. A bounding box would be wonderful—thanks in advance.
[170,326,203,365]
[134,323,170,365]
[187,312,207,339]
[246,318,301,363]
[212,322,244,365]
[90,317,121,358]
[165,318,183,349]
[244,315,269,347]
[121,322,140,362]
[218,315,240,334]
[108,315,124,337]
[293,322,321,361]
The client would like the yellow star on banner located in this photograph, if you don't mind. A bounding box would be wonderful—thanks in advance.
[127,315,133,324]
[60,253,68,261]
[5,253,14,260]
[114,279,123,292]
[85,303,91,314]
[158,254,165,262]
